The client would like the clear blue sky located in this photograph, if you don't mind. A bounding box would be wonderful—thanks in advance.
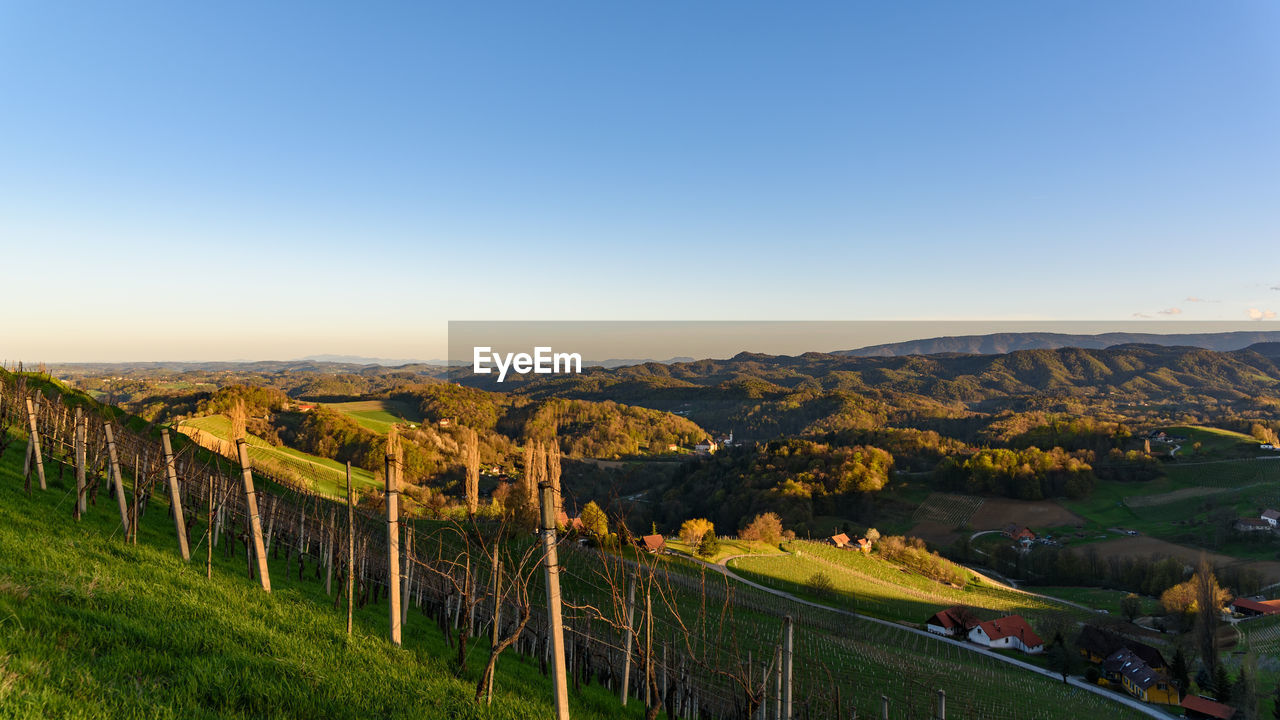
[2,1,1277,361]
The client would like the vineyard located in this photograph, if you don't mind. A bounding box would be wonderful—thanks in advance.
[0,372,1151,720]
[728,541,1087,627]
[911,492,984,529]
[179,414,379,496]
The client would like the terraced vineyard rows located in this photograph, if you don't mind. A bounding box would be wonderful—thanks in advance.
[912,492,985,528]
[730,541,1086,627]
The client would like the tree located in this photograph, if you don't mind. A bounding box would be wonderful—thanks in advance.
[1121,593,1142,622]
[807,571,835,598]
[1046,632,1077,684]
[679,518,714,545]
[1172,647,1190,697]
[463,427,480,515]
[1195,556,1229,680]
[580,501,608,537]
[1214,664,1232,704]
[697,528,720,558]
[739,512,783,545]
[865,527,881,545]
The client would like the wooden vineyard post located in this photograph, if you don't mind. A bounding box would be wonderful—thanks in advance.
[782,615,793,720]
[23,396,46,491]
[774,644,782,720]
[131,454,140,545]
[207,474,214,579]
[880,695,889,720]
[538,480,570,720]
[103,423,130,535]
[346,462,354,636]
[385,446,402,646]
[936,689,946,720]
[621,571,637,705]
[234,437,272,592]
[160,430,190,561]
[486,554,501,706]
[74,407,86,519]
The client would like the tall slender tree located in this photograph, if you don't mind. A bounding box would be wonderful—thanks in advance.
[463,427,480,516]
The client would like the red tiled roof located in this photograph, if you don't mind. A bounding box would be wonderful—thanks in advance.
[977,615,1044,647]
[640,534,665,552]
[1232,598,1280,615]
[1181,694,1235,719]
[830,533,851,547]
[928,607,978,631]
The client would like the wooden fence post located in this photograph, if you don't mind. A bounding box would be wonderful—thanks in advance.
[539,480,570,720]
[621,571,637,706]
[386,448,402,647]
[160,430,190,561]
[74,407,86,519]
[235,438,271,592]
[103,422,130,535]
[486,554,501,706]
[346,463,354,636]
[936,689,945,720]
[23,396,46,491]
[783,616,793,720]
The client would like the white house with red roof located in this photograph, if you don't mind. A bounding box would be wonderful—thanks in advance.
[925,607,979,638]
[967,615,1044,654]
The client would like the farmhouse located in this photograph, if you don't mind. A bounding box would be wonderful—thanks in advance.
[1105,648,1177,705]
[1230,597,1280,618]
[829,533,851,549]
[1002,524,1036,543]
[694,439,718,454]
[639,534,666,553]
[1180,695,1237,720]
[1235,518,1272,533]
[856,537,872,553]
[925,607,979,638]
[1076,625,1167,669]
[968,615,1043,654]
[1263,509,1280,527]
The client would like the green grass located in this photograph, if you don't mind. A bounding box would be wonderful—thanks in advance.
[729,541,1089,628]
[0,432,638,720]
[665,537,779,564]
[326,401,424,435]
[1162,425,1261,459]
[1028,587,1159,617]
[179,414,379,497]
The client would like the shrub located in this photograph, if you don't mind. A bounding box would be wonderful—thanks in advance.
[680,518,715,545]
[807,571,835,598]
[697,529,720,558]
[740,512,784,545]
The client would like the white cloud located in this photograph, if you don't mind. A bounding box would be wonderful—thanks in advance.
[1132,312,1152,319]
[1157,307,1183,315]
[1184,296,1216,303]
[1247,308,1277,320]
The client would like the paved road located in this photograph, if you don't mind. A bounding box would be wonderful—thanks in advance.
[676,550,1177,720]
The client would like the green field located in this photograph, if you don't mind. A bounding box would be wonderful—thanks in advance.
[729,541,1089,628]
[179,414,379,497]
[0,431,636,720]
[1161,425,1263,459]
[1028,586,1160,618]
[665,537,780,564]
[327,400,424,434]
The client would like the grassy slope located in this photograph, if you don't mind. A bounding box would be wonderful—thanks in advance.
[728,540,1090,628]
[0,430,638,720]
[180,414,379,496]
[326,400,424,435]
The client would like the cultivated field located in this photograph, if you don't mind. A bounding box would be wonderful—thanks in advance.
[326,399,424,434]
[969,498,1085,531]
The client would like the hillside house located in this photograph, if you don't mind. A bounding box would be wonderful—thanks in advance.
[829,533,851,549]
[925,607,979,638]
[1002,524,1036,546]
[1230,597,1280,618]
[1106,648,1178,705]
[1076,625,1167,670]
[639,534,666,553]
[856,537,872,553]
[1181,695,1237,720]
[1263,509,1280,527]
[968,615,1043,654]
[694,439,719,454]
[1235,518,1272,533]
